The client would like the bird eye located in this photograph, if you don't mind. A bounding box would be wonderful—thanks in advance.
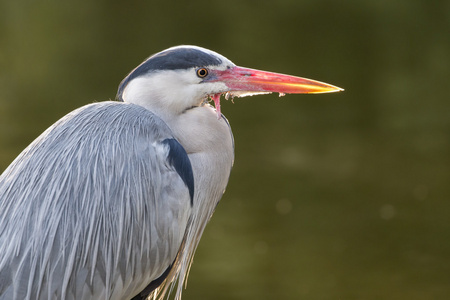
[196,68,208,78]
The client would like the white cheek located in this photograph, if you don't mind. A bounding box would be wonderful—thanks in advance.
[199,82,229,96]
[120,70,231,117]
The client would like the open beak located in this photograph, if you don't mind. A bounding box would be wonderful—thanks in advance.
[210,66,343,118]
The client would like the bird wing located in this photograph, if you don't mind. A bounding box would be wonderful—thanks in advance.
[0,102,193,300]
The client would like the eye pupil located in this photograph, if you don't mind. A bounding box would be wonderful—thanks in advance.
[197,68,208,78]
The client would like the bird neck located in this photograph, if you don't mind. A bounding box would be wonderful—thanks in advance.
[162,104,234,298]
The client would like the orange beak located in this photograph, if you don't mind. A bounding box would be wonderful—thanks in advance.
[216,66,343,95]
[209,66,343,118]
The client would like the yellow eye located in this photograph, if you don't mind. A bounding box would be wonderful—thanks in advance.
[196,68,208,78]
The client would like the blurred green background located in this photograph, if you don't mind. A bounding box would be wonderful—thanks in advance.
[1,0,450,299]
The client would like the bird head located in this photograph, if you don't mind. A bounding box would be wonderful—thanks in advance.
[116,45,343,118]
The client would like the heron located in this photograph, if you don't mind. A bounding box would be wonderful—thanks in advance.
[0,45,342,300]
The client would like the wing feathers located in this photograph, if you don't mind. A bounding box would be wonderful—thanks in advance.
[0,102,192,300]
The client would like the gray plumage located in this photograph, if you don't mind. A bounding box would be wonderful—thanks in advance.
[0,46,238,300]
[0,45,341,300]
[0,87,235,299]
[0,102,196,299]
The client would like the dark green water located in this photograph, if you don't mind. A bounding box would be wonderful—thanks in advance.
[1,1,450,299]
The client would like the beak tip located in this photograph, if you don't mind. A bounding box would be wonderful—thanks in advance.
[325,84,345,93]
[314,86,344,94]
